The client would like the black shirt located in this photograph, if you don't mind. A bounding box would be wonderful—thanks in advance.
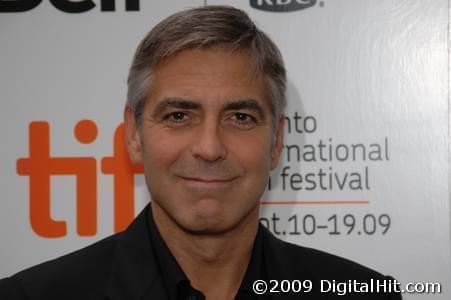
[147,208,267,300]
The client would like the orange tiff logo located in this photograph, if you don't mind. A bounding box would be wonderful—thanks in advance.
[17,120,144,238]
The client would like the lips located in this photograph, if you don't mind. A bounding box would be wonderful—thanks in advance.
[180,176,236,182]
[178,175,238,189]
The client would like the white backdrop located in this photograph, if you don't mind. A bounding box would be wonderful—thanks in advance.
[0,0,449,299]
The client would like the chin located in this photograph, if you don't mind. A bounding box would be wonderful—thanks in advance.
[179,205,232,235]
[180,221,230,235]
[155,194,259,235]
[177,205,257,236]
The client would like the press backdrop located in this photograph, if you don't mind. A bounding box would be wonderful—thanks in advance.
[0,0,449,298]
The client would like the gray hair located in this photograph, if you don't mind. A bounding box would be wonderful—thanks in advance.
[126,5,286,129]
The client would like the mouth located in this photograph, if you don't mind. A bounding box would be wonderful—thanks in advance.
[178,176,238,189]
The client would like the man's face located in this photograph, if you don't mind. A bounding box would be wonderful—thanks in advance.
[125,49,284,234]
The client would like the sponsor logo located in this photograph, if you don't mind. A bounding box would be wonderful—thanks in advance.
[17,120,143,237]
[250,0,318,12]
[0,0,139,13]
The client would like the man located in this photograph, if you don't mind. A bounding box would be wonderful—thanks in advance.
[0,5,401,300]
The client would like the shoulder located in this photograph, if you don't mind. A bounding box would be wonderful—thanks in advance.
[0,277,27,299]
[0,232,121,299]
[273,236,385,279]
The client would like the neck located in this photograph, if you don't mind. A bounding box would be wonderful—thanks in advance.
[151,202,259,300]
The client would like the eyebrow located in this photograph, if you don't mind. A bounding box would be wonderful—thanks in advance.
[152,97,201,118]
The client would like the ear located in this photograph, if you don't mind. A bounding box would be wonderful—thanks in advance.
[124,105,144,165]
[271,115,285,170]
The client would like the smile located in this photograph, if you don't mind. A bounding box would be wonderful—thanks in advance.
[178,176,238,189]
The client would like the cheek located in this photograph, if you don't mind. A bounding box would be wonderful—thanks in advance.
[142,131,185,171]
[227,132,273,173]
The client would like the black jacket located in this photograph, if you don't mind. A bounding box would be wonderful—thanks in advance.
[0,205,402,299]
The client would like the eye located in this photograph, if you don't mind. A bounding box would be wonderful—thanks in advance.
[228,112,257,130]
[234,113,251,122]
[170,112,187,121]
[163,111,190,125]
[233,113,256,123]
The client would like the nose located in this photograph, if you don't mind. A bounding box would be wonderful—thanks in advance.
[190,118,227,162]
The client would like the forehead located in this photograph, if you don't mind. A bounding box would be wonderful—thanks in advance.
[147,49,269,109]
